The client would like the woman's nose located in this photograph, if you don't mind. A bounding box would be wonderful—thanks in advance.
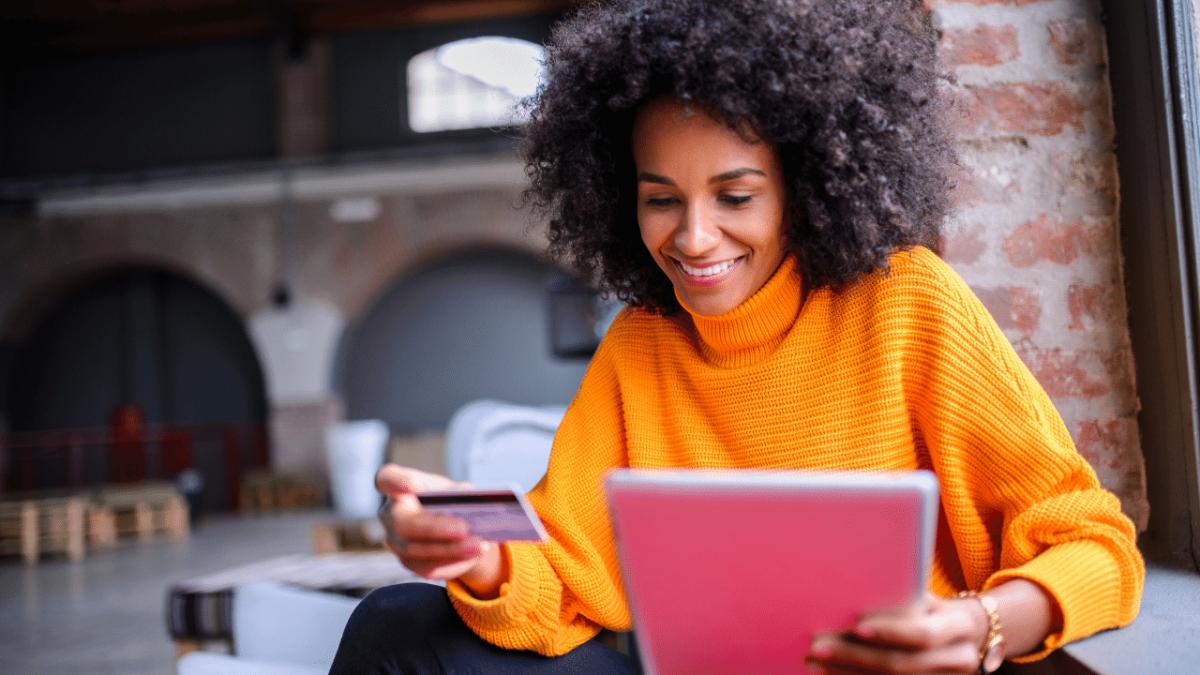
[674,205,720,257]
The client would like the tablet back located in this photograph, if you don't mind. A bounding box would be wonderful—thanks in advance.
[605,470,938,675]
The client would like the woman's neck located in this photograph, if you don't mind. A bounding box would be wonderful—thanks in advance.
[677,256,804,367]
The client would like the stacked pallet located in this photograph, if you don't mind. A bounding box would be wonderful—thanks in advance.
[0,481,188,563]
[239,471,325,512]
[95,481,188,541]
[87,503,118,549]
[0,497,86,564]
[311,518,386,553]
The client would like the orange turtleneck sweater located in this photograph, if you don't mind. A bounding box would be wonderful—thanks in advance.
[446,246,1144,661]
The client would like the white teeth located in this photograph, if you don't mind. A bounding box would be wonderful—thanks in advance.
[679,257,740,277]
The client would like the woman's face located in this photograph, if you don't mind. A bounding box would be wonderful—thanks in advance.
[632,97,788,316]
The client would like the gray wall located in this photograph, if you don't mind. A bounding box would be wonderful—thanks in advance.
[8,268,266,431]
[2,41,274,179]
[339,249,589,433]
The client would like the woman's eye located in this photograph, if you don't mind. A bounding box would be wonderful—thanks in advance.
[719,195,752,206]
[645,197,678,207]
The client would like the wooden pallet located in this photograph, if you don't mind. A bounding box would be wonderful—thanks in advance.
[86,503,118,549]
[0,488,116,550]
[0,497,86,564]
[95,482,189,541]
[239,471,325,512]
[311,519,386,553]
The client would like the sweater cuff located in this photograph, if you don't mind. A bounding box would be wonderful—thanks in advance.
[447,542,546,630]
[983,539,1137,663]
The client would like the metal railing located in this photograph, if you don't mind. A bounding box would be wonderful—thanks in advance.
[0,424,269,512]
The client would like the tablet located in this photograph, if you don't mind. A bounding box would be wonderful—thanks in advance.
[604,469,938,675]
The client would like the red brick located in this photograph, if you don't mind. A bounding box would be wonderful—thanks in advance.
[953,141,1029,207]
[1047,18,1106,66]
[939,225,987,265]
[1050,150,1119,217]
[954,82,1086,137]
[1017,348,1132,400]
[1075,418,1136,470]
[1009,287,1041,336]
[973,286,1041,336]
[1072,416,1148,529]
[1002,214,1110,267]
[974,287,1010,326]
[1068,283,1122,332]
[947,161,983,204]
[940,24,1020,67]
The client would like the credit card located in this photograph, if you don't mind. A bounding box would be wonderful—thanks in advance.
[416,487,548,542]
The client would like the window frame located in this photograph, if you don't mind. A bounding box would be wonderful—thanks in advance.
[405,36,544,135]
[1102,0,1200,570]
[329,14,557,156]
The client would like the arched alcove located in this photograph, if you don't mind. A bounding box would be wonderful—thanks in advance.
[337,248,589,434]
[4,265,267,511]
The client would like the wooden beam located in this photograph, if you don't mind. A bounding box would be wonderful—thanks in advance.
[1,0,575,60]
[305,0,574,32]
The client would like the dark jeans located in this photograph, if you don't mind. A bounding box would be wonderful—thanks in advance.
[330,582,639,675]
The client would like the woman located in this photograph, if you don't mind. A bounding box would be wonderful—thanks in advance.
[332,1,1143,673]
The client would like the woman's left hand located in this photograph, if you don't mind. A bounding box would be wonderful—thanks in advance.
[807,593,987,674]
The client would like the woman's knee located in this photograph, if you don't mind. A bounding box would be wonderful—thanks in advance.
[339,582,453,652]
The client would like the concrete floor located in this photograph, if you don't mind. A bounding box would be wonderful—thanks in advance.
[0,509,334,675]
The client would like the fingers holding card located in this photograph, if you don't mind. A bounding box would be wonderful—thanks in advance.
[416,487,547,542]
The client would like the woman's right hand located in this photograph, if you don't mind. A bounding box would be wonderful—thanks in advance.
[375,464,504,594]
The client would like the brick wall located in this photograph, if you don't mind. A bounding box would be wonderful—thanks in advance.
[0,178,548,474]
[931,0,1147,527]
[0,184,544,337]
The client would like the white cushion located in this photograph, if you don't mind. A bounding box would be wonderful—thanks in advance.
[445,400,566,491]
[231,582,359,668]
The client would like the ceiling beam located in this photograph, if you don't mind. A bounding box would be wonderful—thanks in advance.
[1,0,574,62]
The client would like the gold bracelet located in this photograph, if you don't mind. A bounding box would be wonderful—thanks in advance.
[955,590,1006,673]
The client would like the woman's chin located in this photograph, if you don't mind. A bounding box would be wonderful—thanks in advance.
[676,289,744,316]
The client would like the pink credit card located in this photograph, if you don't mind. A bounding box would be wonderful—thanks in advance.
[416,487,548,542]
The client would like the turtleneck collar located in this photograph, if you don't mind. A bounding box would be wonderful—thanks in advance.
[675,256,804,367]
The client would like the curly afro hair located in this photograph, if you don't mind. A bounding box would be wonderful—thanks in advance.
[522,0,955,313]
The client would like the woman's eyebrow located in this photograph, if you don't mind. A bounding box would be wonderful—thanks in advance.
[709,167,766,183]
[636,172,675,185]
[636,168,766,186]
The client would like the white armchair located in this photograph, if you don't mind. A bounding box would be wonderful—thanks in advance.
[444,399,566,491]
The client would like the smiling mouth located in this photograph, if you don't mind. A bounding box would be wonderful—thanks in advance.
[673,256,745,281]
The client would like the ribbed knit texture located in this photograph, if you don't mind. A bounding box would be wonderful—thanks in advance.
[447,246,1144,661]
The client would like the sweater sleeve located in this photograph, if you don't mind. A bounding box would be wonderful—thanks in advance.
[901,254,1144,662]
[445,318,633,656]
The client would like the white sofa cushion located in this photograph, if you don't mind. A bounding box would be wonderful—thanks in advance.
[445,400,566,491]
[231,582,359,668]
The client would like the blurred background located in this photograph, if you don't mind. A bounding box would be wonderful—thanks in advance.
[0,0,602,513]
[0,0,1197,674]
[0,1,612,673]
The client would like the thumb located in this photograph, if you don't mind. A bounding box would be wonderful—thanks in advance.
[375,464,462,497]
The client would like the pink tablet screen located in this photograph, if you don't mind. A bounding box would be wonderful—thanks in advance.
[606,471,935,675]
